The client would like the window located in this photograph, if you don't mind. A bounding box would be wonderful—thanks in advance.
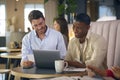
[99,5,116,17]
[24,3,44,32]
[97,5,116,21]
[0,4,5,36]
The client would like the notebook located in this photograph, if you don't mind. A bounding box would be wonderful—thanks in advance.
[33,50,61,69]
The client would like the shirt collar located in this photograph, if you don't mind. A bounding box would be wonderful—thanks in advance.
[45,26,50,36]
[75,30,91,43]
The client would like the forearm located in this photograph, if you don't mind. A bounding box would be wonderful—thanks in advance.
[94,69,107,76]
[87,65,107,77]
[66,61,86,68]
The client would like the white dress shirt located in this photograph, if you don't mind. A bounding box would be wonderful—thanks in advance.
[21,26,66,62]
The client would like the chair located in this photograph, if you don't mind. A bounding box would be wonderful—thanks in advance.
[0,69,10,80]
[90,20,120,68]
[0,54,10,80]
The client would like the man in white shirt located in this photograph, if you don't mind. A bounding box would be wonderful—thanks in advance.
[18,10,66,80]
[21,10,66,68]
[65,13,107,69]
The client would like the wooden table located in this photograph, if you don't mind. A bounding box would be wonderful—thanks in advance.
[11,67,87,79]
[0,52,21,80]
[0,52,21,69]
[0,47,21,52]
[0,47,21,67]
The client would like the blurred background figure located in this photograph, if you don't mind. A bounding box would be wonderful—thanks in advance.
[53,17,69,48]
[27,27,31,32]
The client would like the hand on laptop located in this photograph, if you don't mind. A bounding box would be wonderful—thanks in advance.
[21,61,34,69]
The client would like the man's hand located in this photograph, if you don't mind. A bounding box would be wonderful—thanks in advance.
[21,61,34,68]
[111,66,120,79]
[65,60,86,68]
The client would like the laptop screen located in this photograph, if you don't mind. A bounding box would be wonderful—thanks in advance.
[33,50,61,69]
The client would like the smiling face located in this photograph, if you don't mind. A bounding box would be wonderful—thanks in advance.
[73,22,90,38]
[31,18,46,35]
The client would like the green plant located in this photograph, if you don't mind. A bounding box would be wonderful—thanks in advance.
[65,0,77,14]
[57,0,65,16]
[44,0,48,4]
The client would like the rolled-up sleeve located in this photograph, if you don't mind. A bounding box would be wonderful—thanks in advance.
[85,37,107,68]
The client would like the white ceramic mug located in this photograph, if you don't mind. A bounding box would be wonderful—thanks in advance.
[55,60,68,73]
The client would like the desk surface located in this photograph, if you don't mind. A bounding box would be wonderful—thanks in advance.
[0,52,21,59]
[0,47,21,52]
[11,67,87,79]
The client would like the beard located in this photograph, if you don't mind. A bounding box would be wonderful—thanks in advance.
[75,32,87,38]
[36,26,47,35]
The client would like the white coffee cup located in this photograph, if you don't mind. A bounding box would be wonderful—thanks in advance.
[55,60,68,73]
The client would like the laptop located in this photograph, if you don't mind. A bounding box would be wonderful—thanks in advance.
[33,50,61,69]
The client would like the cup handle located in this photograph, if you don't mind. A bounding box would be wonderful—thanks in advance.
[64,62,68,69]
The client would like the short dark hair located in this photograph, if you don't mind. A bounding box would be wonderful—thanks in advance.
[75,13,91,25]
[28,10,44,23]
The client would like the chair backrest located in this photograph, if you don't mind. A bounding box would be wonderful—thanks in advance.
[90,20,120,68]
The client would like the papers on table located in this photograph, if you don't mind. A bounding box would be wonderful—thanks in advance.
[49,76,82,80]
[34,76,82,80]
[49,76,105,80]
[64,67,86,72]
[36,76,106,80]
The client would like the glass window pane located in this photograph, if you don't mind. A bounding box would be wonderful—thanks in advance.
[99,5,116,17]
[0,4,5,36]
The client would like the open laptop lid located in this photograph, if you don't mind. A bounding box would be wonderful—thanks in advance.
[33,50,61,69]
